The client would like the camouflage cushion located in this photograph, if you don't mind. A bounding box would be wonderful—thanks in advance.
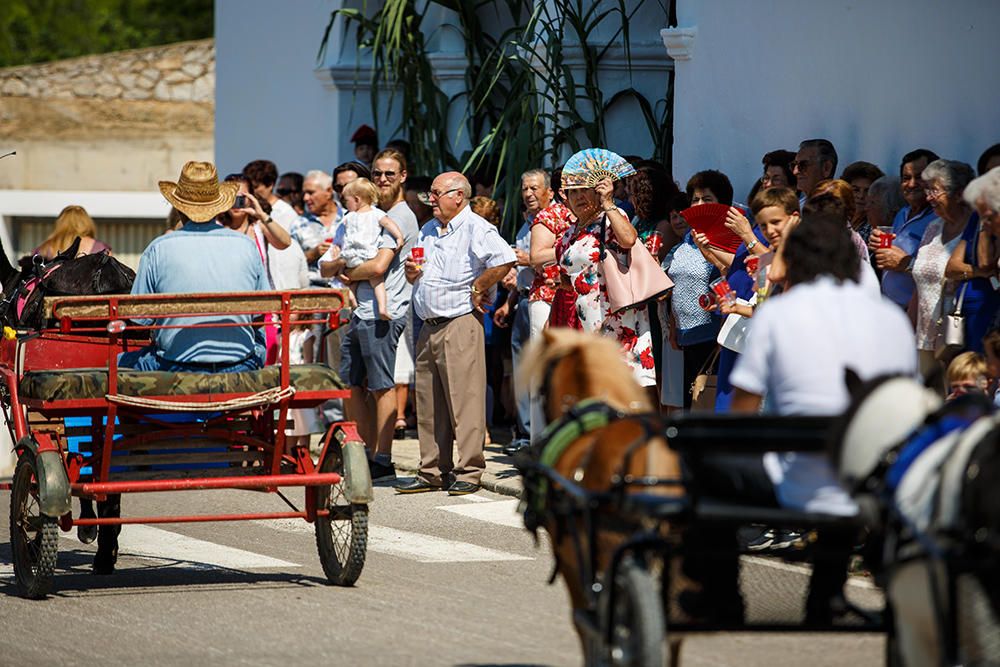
[20,364,344,401]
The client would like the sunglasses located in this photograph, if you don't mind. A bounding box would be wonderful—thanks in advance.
[371,170,398,180]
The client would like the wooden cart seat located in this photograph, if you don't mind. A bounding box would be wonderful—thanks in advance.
[19,364,344,401]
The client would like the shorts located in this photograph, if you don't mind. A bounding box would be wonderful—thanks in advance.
[340,315,406,391]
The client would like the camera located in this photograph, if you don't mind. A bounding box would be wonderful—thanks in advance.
[233,194,247,209]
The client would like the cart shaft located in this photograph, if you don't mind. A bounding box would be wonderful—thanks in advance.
[72,472,340,494]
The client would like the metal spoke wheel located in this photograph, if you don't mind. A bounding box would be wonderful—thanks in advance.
[314,441,368,586]
[601,557,667,667]
[9,451,59,599]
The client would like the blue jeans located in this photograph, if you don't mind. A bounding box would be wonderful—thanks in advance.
[509,297,531,438]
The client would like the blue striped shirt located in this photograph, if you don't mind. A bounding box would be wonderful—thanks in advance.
[412,205,517,320]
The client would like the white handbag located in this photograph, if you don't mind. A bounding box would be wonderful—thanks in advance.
[935,281,967,362]
[717,295,756,354]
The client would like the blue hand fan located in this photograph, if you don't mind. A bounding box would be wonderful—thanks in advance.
[562,148,636,189]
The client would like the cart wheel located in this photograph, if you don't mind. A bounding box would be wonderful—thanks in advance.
[602,557,666,667]
[9,451,59,599]
[315,442,367,586]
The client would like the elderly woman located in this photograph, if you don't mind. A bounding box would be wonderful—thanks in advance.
[941,162,998,354]
[34,205,111,259]
[556,175,655,389]
[667,170,735,409]
[907,160,976,378]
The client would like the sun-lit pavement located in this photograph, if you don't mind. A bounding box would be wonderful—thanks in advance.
[0,435,883,666]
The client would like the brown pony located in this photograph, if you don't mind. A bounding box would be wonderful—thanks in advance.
[518,328,684,665]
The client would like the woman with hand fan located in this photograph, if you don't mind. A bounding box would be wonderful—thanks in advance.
[667,170,734,409]
[554,148,657,394]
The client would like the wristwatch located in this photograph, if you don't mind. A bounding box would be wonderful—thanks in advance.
[470,284,482,295]
[746,238,758,251]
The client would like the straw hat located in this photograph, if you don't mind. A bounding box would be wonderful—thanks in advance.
[158,161,238,222]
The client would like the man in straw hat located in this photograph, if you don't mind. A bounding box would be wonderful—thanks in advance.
[118,161,270,372]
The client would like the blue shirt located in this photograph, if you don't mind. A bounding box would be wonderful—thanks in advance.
[667,232,721,346]
[881,204,938,307]
[131,221,269,364]
[412,205,517,321]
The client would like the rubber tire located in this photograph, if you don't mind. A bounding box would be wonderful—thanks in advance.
[602,558,666,667]
[314,441,368,586]
[9,452,59,599]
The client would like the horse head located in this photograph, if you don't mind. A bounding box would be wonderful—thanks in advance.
[518,327,652,424]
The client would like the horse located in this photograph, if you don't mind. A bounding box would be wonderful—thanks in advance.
[834,374,1000,666]
[1,236,135,573]
[517,328,684,666]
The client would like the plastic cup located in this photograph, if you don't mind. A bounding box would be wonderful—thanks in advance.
[410,246,424,267]
[645,231,663,257]
[878,226,895,249]
[709,277,735,306]
[698,293,716,311]
[745,256,760,274]
[543,261,560,282]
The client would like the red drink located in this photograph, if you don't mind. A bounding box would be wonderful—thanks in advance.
[645,231,663,257]
[543,261,560,282]
[745,256,760,274]
[709,277,735,306]
[410,246,425,267]
[698,293,716,311]
[879,232,896,249]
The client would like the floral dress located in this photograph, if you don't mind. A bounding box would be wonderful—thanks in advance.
[557,214,656,387]
[529,202,575,304]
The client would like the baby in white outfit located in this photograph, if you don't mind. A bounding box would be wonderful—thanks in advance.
[321,178,403,319]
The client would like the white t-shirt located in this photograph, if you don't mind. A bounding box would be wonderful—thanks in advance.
[267,198,310,290]
[339,207,388,268]
[730,276,918,515]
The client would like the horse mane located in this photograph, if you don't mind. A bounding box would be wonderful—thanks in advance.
[518,328,651,415]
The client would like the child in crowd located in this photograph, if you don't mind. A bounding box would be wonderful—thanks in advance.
[320,178,403,319]
[981,329,1000,406]
[945,351,989,401]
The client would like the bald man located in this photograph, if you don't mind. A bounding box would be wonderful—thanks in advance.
[399,172,516,495]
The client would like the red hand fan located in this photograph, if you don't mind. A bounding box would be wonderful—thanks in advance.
[680,203,744,253]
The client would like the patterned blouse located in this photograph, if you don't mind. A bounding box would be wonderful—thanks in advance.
[529,202,575,303]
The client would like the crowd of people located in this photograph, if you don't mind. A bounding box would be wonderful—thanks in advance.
[51,126,1000,500]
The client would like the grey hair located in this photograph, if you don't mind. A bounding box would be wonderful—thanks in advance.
[921,159,975,196]
[867,176,906,222]
[964,166,1000,213]
[521,168,551,189]
[304,169,332,190]
[442,173,472,198]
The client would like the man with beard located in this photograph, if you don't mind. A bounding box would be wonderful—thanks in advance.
[868,149,940,308]
[322,148,418,482]
[371,149,420,443]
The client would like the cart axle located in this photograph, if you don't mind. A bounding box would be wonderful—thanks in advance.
[71,473,341,494]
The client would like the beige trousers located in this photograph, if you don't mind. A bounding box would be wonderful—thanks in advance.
[415,313,487,485]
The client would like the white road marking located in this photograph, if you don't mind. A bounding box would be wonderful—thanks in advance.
[262,519,532,563]
[62,525,299,571]
[742,555,876,590]
[455,493,493,503]
[437,498,524,529]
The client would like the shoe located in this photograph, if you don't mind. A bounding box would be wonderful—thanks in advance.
[368,459,396,483]
[395,477,441,494]
[746,528,775,552]
[503,438,530,456]
[447,480,480,496]
[393,419,407,440]
[768,529,805,551]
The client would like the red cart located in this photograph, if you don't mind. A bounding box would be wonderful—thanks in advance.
[1,289,371,598]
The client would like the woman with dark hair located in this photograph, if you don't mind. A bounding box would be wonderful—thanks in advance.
[626,160,679,261]
[667,170,734,409]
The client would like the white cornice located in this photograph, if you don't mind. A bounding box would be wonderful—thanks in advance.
[660,26,697,61]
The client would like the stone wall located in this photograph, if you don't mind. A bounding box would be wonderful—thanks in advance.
[0,38,214,104]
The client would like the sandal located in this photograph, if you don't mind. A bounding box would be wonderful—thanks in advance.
[394,419,407,440]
